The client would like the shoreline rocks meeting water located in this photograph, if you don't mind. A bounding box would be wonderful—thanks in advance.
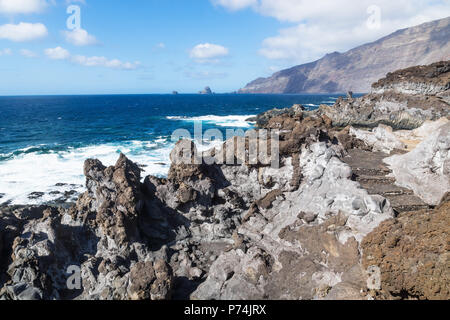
[0,61,449,300]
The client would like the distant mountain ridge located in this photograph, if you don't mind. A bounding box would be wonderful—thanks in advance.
[239,17,450,94]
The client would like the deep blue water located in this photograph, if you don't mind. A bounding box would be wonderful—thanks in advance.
[0,94,342,204]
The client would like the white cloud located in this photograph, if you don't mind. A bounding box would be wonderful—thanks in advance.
[71,55,140,70]
[212,0,257,11]
[0,22,48,42]
[44,46,140,70]
[45,46,70,60]
[64,28,98,46]
[190,43,229,63]
[214,0,450,64]
[65,0,85,4]
[156,42,166,49]
[0,0,48,14]
[20,49,38,58]
[0,48,12,56]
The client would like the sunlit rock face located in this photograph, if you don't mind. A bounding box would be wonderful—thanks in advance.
[239,17,450,94]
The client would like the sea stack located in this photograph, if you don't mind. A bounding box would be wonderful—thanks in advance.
[199,86,213,95]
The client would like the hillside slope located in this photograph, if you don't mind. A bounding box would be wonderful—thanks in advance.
[239,17,450,94]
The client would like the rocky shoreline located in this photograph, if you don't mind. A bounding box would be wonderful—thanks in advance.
[0,61,449,300]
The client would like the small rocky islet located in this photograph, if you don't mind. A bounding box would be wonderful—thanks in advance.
[0,61,449,300]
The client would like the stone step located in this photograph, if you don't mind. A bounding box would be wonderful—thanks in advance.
[355,175,397,184]
[342,147,430,213]
[351,167,391,177]
[386,194,429,213]
[343,150,392,177]
[360,182,414,197]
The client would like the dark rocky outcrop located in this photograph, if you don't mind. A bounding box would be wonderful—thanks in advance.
[70,154,143,246]
[249,104,305,128]
[128,260,173,300]
[372,61,450,95]
[362,195,450,300]
[319,61,450,129]
[0,155,178,300]
[199,87,213,95]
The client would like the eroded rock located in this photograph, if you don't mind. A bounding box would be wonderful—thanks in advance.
[320,61,450,129]
[128,260,173,300]
[362,196,450,300]
[384,122,450,205]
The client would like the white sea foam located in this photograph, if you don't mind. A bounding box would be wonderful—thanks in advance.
[0,140,175,205]
[321,100,337,104]
[1,115,255,205]
[0,137,228,205]
[167,115,256,128]
[321,97,339,104]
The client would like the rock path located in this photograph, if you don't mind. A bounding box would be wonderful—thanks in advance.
[343,149,429,214]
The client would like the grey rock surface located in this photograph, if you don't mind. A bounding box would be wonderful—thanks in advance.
[350,125,406,153]
[319,61,450,129]
[192,140,394,300]
[384,122,450,205]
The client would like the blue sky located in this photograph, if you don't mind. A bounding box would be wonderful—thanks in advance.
[0,0,449,95]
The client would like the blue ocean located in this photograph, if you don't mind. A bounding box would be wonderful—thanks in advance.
[0,94,342,205]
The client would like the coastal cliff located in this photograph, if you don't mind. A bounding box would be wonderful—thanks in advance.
[239,17,450,94]
[0,61,449,300]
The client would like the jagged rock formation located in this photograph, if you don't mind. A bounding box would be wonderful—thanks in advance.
[71,154,143,245]
[0,62,449,301]
[319,61,450,129]
[239,17,450,94]
[0,156,175,300]
[247,104,306,128]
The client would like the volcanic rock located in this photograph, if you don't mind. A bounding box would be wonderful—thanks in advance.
[319,61,450,129]
[362,196,450,300]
